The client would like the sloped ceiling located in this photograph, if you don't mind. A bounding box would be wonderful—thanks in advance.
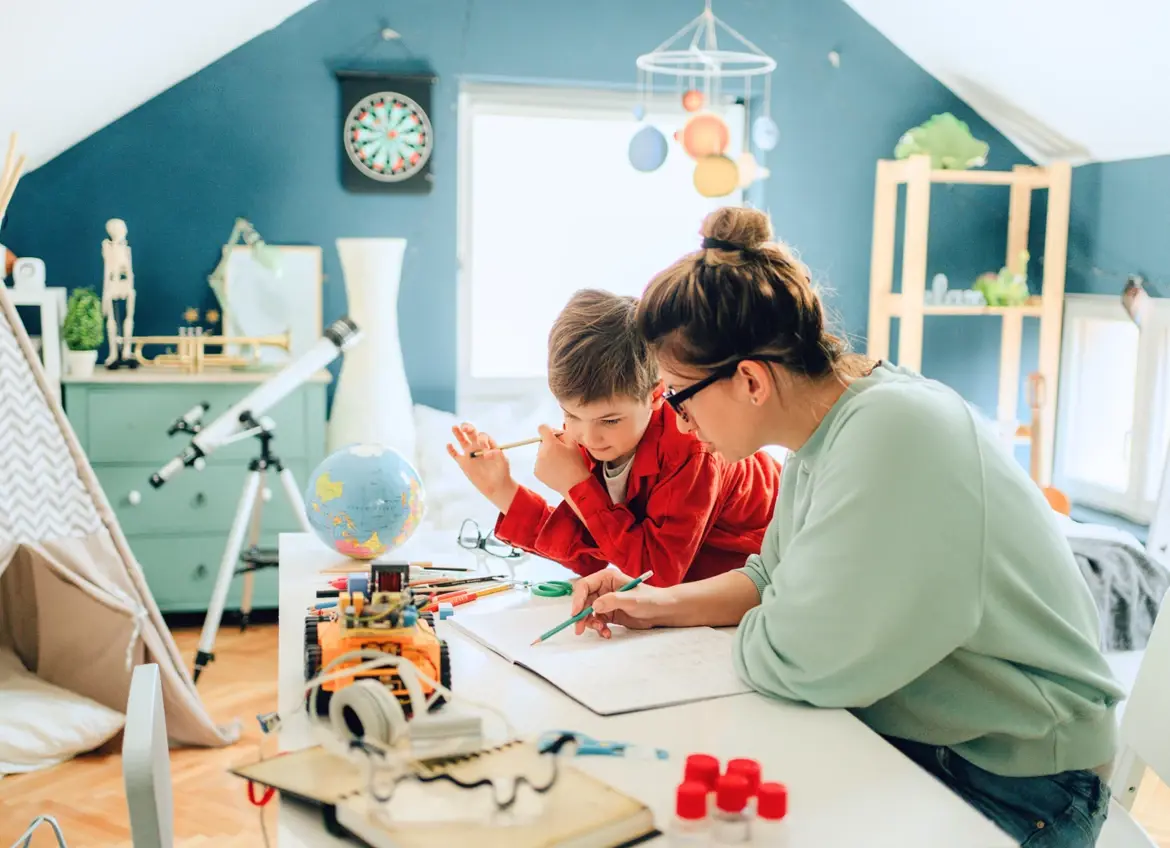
[0,0,316,173]
[4,0,1166,172]
[843,0,1170,165]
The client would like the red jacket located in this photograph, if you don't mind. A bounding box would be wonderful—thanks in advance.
[493,404,783,587]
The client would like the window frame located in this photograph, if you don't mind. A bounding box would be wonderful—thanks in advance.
[1055,292,1170,524]
[455,80,746,410]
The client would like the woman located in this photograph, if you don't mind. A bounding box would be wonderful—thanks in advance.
[569,207,1124,847]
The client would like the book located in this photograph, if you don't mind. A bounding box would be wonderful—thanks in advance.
[447,605,751,715]
[232,740,658,848]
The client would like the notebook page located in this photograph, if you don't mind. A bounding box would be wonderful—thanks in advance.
[449,606,751,714]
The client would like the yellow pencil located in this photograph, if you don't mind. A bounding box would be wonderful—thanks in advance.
[469,435,542,458]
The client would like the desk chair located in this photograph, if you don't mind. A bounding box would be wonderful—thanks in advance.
[122,663,175,848]
[1098,594,1169,847]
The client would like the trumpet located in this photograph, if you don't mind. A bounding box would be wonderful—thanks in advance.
[129,328,291,373]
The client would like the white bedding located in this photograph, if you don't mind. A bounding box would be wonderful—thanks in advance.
[409,399,564,540]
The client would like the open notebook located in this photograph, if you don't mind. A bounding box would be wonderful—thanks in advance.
[447,605,751,715]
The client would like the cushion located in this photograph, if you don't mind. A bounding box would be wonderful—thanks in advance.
[0,645,126,777]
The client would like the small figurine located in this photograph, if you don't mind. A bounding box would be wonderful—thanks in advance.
[101,218,138,368]
[928,273,948,304]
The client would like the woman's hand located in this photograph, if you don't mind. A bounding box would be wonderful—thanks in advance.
[533,424,591,496]
[447,424,519,514]
[569,568,676,638]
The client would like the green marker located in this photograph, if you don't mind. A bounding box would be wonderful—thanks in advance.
[530,571,654,646]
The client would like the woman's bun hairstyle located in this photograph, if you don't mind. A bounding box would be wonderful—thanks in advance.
[636,207,850,379]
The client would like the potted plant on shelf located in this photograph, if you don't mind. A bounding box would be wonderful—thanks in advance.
[62,287,104,377]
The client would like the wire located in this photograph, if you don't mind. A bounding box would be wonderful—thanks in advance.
[353,732,574,808]
[9,816,69,848]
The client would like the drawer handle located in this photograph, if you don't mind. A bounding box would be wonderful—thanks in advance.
[194,564,208,579]
[193,492,207,507]
[127,490,142,506]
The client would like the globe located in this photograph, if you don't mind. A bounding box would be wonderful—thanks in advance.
[304,444,426,560]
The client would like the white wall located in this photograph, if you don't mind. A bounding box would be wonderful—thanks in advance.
[0,0,315,172]
[843,0,1170,163]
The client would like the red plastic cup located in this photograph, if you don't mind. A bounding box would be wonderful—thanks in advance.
[715,774,750,813]
[684,753,721,790]
[758,781,788,820]
[675,780,708,820]
[725,757,762,796]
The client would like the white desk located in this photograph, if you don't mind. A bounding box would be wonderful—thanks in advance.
[275,532,1014,847]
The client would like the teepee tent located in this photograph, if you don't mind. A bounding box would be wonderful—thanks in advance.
[0,282,238,754]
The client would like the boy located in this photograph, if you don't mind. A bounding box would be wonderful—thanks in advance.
[446,289,782,587]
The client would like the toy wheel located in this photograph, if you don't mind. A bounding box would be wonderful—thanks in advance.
[429,641,451,712]
[304,645,331,716]
[421,611,435,628]
[304,615,319,645]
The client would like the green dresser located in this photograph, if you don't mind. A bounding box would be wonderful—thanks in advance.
[63,371,328,614]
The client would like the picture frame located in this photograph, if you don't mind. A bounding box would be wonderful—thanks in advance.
[220,245,323,367]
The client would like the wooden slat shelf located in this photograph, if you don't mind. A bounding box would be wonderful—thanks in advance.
[866,154,1072,487]
[884,294,1044,317]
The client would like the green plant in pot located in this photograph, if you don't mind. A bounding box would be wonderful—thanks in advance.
[62,287,105,377]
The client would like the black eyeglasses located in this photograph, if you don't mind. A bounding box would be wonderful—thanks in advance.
[457,518,526,560]
[662,357,787,422]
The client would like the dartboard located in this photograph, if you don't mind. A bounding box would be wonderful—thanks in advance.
[343,92,433,183]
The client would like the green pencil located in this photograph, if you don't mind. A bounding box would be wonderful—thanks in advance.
[530,570,654,646]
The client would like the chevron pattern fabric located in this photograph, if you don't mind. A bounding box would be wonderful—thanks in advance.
[0,309,102,544]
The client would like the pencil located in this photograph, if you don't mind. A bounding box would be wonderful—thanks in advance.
[421,582,512,613]
[530,570,653,646]
[469,435,542,458]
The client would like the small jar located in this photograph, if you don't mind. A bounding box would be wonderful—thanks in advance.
[669,780,710,846]
[712,774,751,845]
[725,758,761,813]
[684,753,721,791]
[753,782,788,846]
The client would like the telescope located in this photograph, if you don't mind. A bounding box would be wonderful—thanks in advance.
[145,316,363,683]
[150,317,362,488]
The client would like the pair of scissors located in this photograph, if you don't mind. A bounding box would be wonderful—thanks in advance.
[529,579,573,598]
[537,730,669,760]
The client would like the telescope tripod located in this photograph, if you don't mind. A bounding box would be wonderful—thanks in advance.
[193,413,311,683]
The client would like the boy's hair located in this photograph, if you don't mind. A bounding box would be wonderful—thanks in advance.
[547,289,659,405]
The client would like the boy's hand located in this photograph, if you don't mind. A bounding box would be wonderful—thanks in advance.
[534,424,591,496]
[447,424,519,514]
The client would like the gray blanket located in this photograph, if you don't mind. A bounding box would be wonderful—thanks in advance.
[1069,536,1170,651]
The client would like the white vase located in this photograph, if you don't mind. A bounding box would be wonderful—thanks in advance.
[329,238,416,463]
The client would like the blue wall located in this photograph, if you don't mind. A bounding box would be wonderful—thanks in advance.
[1,0,1031,413]
[1068,155,1170,297]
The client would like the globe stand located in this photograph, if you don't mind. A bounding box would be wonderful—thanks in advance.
[193,412,311,684]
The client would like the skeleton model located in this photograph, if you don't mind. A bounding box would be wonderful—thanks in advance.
[101,218,137,368]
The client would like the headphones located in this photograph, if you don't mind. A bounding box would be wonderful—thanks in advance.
[308,649,429,750]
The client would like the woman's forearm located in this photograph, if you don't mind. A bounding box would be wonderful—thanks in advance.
[660,570,761,628]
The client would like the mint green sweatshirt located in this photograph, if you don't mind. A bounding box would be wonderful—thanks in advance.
[733,362,1124,777]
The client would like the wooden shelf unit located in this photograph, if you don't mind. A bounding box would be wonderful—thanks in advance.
[866,154,1072,487]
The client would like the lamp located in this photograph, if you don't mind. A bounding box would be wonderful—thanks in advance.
[207,217,282,308]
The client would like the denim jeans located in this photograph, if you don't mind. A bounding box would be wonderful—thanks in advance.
[886,737,1111,847]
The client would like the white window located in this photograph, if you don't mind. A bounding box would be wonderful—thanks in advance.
[456,82,747,408]
[1055,293,1170,523]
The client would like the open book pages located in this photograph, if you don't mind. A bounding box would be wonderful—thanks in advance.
[448,605,750,715]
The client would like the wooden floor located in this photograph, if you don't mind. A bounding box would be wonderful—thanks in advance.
[2,624,282,847]
[3,622,1170,846]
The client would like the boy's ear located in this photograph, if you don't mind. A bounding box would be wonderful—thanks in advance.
[650,380,666,410]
